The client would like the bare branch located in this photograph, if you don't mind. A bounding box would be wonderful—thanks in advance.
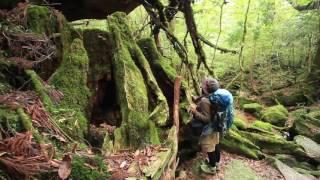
[198,34,238,54]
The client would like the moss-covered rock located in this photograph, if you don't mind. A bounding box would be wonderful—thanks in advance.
[275,91,308,106]
[271,159,315,180]
[293,110,320,144]
[236,96,257,108]
[294,135,320,162]
[239,131,306,157]
[251,120,274,133]
[233,117,248,130]
[221,129,263,159]
[275,154,317,172]
[243,103,263,116]
[261,105,288,127]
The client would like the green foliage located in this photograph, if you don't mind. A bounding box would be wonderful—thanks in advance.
[70,155,110,180]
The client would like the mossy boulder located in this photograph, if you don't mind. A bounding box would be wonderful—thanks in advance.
[261,105,288,127]
[243,103,263,116]
[233,117,248,130]
[272,159,315,180]
[276,91,307,106]
[221,129,263,159]
[239,131,306,157]
[293,110,320,144]
[251,120,274,133]
[275,154,317,172]
[224,160,263,180]
[236,96,257,108]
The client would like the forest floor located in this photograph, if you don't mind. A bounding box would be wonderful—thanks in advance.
[178,151,284,180]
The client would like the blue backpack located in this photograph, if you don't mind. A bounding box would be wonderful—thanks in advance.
[208,89,234,132]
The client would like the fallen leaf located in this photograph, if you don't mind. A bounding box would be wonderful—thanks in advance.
[58,154,72,180]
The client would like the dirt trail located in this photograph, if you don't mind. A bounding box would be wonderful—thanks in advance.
[178,151,284,180]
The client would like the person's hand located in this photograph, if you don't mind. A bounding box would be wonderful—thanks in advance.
[189,103,197,113]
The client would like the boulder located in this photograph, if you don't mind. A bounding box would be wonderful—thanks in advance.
[273,159,316,180]
[224,160,263,180]
[261,105,288,127]
[293,111,320,144]
[243,103,263,115]
[294,135,320,162]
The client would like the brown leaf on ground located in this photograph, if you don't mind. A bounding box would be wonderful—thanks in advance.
[58,154,72,180]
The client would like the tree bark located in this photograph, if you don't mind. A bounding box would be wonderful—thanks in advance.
[182,0,214,76]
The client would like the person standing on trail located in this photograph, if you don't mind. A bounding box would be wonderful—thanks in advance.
[189,77,234,174]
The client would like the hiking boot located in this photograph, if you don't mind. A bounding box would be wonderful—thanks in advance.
[200,163,217,175]
[215,162,220,172]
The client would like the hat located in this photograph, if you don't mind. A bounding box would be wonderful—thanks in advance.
[201,77,219,94]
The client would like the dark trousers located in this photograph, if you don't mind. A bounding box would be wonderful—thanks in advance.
[207,144,221,166]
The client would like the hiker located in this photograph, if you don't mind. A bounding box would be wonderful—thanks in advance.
[189,77,234,174]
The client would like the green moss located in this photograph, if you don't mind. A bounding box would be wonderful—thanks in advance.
[261,105,288,127]
[293,113,320,143]
[25,70,54,110]
[233,117,248,130]
[0,107,22,134]
[221,129,263,159]
[239,131,306,157]
[70,155,110,180]
[276,91,307,106]
[107,13,161,148]
[138,38,177,81]
[148,121,160,145]
[243,103,263,116]
[26,5,57,34]
[48,39,90,138]
[17,108,42,143]
[275,154,316,172]
[236,96,257,108]
[50,38,90,111]
[251,120,274,132]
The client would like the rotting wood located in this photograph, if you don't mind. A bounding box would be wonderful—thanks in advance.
[162,76,182,179]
